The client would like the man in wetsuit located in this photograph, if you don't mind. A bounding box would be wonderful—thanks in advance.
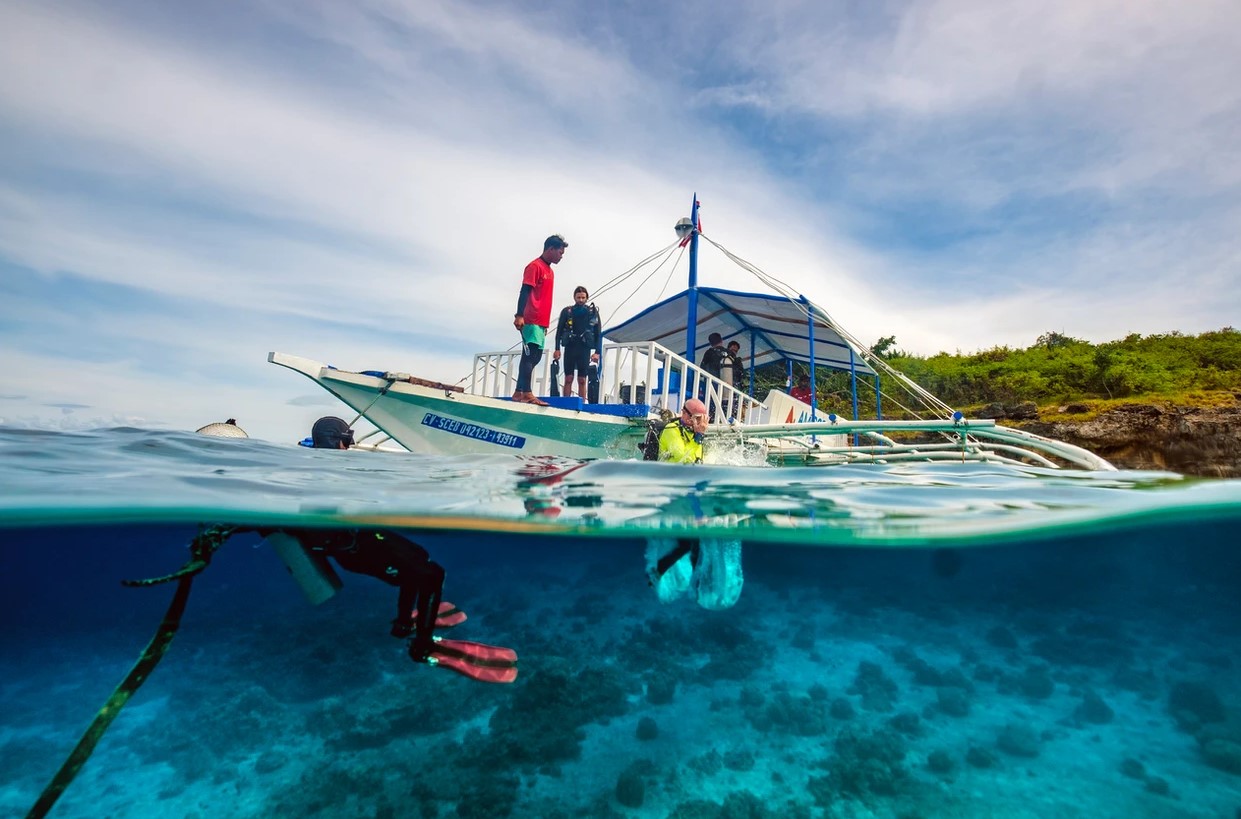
[699,332,730,380]
[553,285,601,401]
[310,416,355,449]
[726,341,745,391]
[275,528,519,683]
[513,234,568,406]
[659,398,709,463]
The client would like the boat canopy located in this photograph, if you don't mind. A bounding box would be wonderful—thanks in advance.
[603,286,876,376]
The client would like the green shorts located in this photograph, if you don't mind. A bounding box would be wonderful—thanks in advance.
[522,324,546,347]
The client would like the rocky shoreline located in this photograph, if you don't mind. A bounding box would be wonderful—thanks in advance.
[1006,402,1241,478]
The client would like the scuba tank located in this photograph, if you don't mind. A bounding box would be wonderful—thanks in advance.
[265,532,343,605]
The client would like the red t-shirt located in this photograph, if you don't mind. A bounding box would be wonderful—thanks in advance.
[521,257,555,327]
[790,386,812,403]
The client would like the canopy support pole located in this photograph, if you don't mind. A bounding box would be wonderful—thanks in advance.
[684,194,700,363]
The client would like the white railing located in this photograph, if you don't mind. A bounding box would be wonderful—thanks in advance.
[468,341,766,424]
[468,348,567,399]
[598,340,767,424]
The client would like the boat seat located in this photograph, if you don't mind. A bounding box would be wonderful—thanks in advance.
[503,395,650,418]
[522,396,584,411]
[580,403,650,418]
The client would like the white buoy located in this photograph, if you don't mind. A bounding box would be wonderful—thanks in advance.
[195,418,248,438]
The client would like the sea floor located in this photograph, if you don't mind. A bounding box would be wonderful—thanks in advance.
[2,529,1241,818]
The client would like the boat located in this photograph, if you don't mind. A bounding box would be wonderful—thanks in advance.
[271,196,1114,471]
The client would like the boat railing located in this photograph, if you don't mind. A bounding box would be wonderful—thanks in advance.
[468,348,577,401]
[596,340,766,424]
[467,341,766,423]
[468,350,523,400]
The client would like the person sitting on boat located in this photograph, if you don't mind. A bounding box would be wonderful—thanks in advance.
[512,234,568,406]
[311,416,355,449]
[659,398,709,463]
[790,374,813,404]
[553,285,601,401]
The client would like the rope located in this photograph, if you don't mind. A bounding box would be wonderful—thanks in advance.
[25,525,236,819]
[590,240,682,307]
[453,239,684,387]
[697,232,958,419]
[444,228,958,426]
[345,378,399,430]
[598,243,685,326]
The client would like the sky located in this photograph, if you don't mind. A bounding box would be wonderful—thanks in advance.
[2,0,1238,443]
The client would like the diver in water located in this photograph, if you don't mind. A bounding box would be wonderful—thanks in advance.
[658,398,710,463]
[267,527,518,683]
[310,416,355,449]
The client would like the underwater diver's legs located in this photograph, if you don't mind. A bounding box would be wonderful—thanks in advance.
[576,376,588,402]
[655,539,697,579]
[396,560,517,682]
[411,601,467,628]
[646,538,696,602]
[280,529,518,682]
[563,373,574,397]
[646,537,744,610]
[690,539,744,610]
[402,559,445,662]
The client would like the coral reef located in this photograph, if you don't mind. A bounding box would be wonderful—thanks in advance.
[813,726,910,801]
[848,661,900,712]
[996,723,1042,758]
[636,716,659,741]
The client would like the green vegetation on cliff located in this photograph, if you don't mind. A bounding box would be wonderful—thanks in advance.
[752,327,1241,417]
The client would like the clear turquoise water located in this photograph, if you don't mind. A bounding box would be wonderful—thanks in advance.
[2,426,1241,818]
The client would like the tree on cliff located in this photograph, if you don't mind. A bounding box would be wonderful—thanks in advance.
[747,328,1240,415]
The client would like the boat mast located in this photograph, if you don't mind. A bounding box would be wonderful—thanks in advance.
[685,194,700,362]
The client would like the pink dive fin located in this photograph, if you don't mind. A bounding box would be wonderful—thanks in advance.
[410,601,467,629]
[429,638,519,684]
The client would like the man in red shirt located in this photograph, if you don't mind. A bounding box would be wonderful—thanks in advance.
[790,374,813,404]
[512,234,567,405]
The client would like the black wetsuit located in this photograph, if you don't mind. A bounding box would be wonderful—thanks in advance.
[275,529,445,662]
[699,344,730,379]
[556,303,600,377]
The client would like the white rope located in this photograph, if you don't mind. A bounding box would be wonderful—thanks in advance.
[697,231,957,418]
[588,237,685,325]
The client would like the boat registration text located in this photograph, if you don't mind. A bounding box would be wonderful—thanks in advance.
[420,413,526,449]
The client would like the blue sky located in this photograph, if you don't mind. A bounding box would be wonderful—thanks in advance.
[2,0,1238,442]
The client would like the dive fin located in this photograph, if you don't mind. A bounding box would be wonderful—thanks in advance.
[410,601,467,628]
[429,637,519,684]
[430,655,519,684]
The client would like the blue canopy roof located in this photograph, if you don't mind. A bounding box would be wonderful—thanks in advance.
[603,286,875,376]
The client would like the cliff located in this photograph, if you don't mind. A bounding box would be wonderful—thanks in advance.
[1011,402,1241,478]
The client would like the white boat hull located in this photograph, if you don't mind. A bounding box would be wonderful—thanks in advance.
[271,353,645,458]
